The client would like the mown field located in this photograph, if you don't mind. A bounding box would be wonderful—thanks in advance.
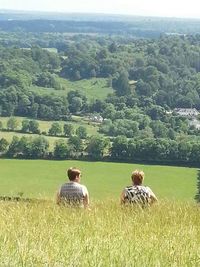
[0,115,100,135]
[0,115,101,150]
[29,77,113,100]
[0,131,66,151]
[0,159,197,200]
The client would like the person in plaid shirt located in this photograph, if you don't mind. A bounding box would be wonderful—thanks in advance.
[56,167,89,208]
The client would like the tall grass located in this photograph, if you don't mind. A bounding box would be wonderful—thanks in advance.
[0,200,199,266]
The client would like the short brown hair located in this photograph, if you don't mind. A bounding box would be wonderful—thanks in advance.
[131,170,144,185]
[67,167,81,181]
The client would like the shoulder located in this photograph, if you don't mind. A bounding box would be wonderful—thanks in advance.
[80,184,89,195]
[124,185,133,190]
[144,186,152,192]
[142,186,153,196]
[60,182,69,189]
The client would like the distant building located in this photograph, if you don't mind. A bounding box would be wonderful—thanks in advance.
[174,108,200,130]
[173,108,199,118]
[88,114,103,123]
[189,119,200,130]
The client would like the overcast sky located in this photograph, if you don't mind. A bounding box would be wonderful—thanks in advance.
[0,0,199,19]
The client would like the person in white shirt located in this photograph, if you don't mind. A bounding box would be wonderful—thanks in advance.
[121,170,157,206]
[56,167,89,208]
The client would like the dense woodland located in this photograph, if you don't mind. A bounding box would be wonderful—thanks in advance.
[1,17,200,163]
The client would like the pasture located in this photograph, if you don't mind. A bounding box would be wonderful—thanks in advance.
[0,116,101,151]
[0,159,197,200]
[0,116,100,136]
[0,159,199,266]
[29,77,113,100]
[0,131,66,151]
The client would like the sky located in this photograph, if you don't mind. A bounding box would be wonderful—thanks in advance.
[0,0,199,19]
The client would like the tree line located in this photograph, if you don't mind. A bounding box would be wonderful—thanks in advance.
[0,117,88,139]
[1,135,200,165]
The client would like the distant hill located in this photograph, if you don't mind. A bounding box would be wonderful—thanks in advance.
[0,10,200,36]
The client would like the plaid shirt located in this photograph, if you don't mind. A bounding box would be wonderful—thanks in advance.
[59,182,88,206]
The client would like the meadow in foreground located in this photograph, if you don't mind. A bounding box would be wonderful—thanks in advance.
[0,200,199,266]
[0,159,197,200]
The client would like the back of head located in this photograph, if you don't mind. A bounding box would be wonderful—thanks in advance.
[131,170,144,185]
[67,167,81,181]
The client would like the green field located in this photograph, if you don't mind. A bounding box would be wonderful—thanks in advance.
[0,131,66,151]
[0,159,197,201]
[0,116,100,135]
[0,116,101,151]
[0,160,199,266]
[29,77,113,100]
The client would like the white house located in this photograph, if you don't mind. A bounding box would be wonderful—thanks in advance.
[173,108,199,118]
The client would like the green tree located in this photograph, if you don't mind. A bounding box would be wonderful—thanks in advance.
[63,123,74,137]
[113,71,130,96]
[30,103,39,119]
[18,136,32,158]
[76,126,87,139]
[150,121,168,138]
[48,122,62,136]
[54,140,70,159]
[111,135,128,159]
[29,120,40,134]
[69,97,83,113]
[86,135,110,160]
[7,117,19,131]
[7,136,20,157]
[31,136,49,158]
[68,136,83,153]
[0,138,9,153]
[21,119,30,133]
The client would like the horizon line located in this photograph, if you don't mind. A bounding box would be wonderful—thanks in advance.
[0,8,200,21]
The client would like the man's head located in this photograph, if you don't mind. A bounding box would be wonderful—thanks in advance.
[67,167,81,182]
[131,170,144,185]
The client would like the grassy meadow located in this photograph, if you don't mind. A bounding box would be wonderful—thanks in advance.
[0,115,101,151]
[0,159,197,200]
[0,159,199,266]
[0,116,100,135]
[0,201,200,266]
[0,131,66,151]
[29,77,113,100]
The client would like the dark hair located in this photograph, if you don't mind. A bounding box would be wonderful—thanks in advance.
[67,167,81,181]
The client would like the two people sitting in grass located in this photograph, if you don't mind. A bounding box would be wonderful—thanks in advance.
[120,170,158,206]
[56,167,157,208]
[56,167,89,209]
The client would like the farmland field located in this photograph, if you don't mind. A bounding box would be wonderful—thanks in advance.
[0,116,101,151]
[0,131,66,151]
[0,116,100,135]
[29,77,113,100]
[0,159,197,200]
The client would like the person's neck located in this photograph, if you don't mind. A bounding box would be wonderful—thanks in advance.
[70,179,79,183]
